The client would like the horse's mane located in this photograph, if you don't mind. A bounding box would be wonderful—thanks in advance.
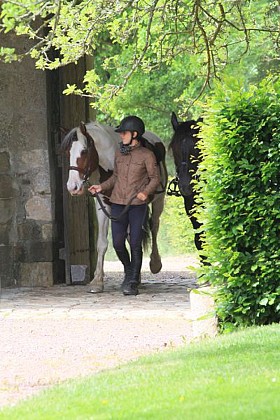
[61,127,78,152]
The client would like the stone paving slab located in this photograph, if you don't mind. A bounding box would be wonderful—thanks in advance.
[0,265,197,320]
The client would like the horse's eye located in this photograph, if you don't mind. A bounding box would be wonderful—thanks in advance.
[81,149,88,156]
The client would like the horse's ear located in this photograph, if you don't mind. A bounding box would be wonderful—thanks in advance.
[171,112,179,131]
[59,126,69,135]
[80,121,87,135]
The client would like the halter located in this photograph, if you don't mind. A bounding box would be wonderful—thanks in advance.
[68,133,98,183]
[69,165,91,182]
[177,137,189,172]
[167,137,189,197]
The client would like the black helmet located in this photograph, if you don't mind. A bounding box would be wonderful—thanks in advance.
[115,116,145,137]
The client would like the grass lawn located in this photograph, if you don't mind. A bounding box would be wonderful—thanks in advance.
[0,324,279,420]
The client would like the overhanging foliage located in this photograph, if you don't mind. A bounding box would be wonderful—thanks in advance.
[1,0,279,115]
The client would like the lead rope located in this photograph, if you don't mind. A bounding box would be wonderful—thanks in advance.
[84,167,167,222]
[83,180,138,222]
[92,191,137,222]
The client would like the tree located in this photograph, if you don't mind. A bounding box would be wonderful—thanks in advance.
[1,0,279,119]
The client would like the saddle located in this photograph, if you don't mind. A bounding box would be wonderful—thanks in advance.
[141,137,166,165]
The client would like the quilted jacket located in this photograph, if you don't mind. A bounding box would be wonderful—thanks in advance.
[100,143,160,205]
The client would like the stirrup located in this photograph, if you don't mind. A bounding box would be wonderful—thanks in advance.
[167,178,181,197]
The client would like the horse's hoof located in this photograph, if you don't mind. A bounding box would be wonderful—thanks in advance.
[150,260,162,274]
[122,282,139,296]
[87,286,104,294]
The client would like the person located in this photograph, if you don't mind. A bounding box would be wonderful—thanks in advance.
[88,116,160,296]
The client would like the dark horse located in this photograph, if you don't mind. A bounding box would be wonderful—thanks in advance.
[168,112,205,259]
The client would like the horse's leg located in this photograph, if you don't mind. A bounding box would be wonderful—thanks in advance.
[149,193,164,274]
[183,195,208,264]
[88,196,110,293]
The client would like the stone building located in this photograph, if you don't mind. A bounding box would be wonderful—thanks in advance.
[0,33,90,288]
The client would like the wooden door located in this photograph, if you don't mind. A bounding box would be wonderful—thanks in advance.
[59,59,92,284]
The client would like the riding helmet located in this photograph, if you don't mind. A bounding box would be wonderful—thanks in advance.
[115,116,145,137]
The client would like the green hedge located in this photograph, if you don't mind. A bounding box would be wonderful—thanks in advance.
[197,76,280,331]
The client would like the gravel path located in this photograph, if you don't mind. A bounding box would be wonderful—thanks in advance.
[0,256,216,407]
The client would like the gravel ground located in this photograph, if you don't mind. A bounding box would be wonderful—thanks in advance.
[0,256,216,408]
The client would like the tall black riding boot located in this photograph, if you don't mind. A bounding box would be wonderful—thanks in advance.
[115,248,131,289]
[122,247,142,296]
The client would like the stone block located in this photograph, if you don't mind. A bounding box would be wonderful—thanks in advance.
[17,221,42,242]
[42,224,53,240]
[20,241,53,262]
[71,265,89,284]
[0,224,10,244]
[0,198,15,224]
[0,151,10,172]
[0,174,18,198]
[25,195,52,221]
[20,150,51,194]
[20,262,53,287]
[21,149,48,168]
[0,246,15,287]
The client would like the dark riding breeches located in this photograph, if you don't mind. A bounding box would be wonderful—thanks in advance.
[111,203,147,252]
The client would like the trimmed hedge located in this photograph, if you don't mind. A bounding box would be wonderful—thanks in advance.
[197,77,280,331]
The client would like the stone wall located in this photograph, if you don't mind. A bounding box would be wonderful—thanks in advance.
[0,34,61,288]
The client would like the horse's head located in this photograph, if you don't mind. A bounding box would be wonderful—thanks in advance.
[169,112,202,197]
[61,122,99,195]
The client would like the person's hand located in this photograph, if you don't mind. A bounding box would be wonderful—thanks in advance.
[88,184,102,195]
[137,191,148,201]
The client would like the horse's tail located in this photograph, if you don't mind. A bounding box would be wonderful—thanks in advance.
[142,206,152,252]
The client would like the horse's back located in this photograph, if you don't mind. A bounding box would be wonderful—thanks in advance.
[86,121,120,144]
[143,130,162,145]
[86,121,119,172]
[142,131,166,169]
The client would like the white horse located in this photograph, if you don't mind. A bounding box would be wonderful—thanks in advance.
[61,121,168,292]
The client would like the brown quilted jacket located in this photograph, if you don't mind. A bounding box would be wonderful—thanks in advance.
[100,143,160,205]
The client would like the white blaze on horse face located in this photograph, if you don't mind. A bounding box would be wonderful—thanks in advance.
[67,134,87,195]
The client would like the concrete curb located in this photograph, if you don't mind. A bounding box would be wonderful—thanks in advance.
[190,286,218,339]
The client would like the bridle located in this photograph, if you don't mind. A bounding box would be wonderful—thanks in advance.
[167,137,189,197]
[68,133,98,183]
[69,165,92,183]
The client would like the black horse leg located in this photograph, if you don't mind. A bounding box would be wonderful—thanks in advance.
[183,195,208,265]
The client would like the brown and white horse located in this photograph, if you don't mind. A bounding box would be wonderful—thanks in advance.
[61,121,168,292]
